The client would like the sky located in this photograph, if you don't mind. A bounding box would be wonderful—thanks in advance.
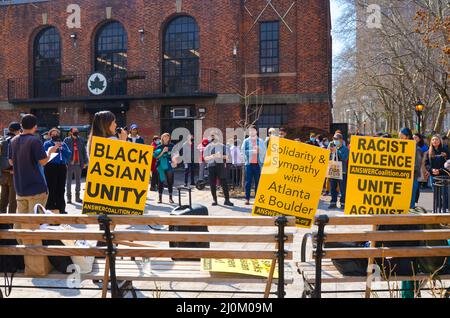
[331,0,346,58]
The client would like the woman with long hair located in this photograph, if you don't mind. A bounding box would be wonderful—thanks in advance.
[87,111,127,152]
[154,132,175,204]
[425,135,450,180]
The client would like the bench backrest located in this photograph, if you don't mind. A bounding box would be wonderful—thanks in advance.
[0,214,295,261]
[312,214,450,260]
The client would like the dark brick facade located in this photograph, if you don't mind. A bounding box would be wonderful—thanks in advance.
[0,0,332,141]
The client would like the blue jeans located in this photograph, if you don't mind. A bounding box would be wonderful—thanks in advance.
[330,175,347,206]
[245,164,261,200]
[411,179,419,209]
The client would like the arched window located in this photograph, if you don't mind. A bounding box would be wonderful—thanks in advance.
[163,16,200,94]
[95,21,128,95]
[33,27,61,98]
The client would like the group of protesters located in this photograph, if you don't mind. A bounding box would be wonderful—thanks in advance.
[2,109,449,215]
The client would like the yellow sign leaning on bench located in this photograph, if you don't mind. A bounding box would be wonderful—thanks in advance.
[82,137,153,215]
[345,136,416,215]
[252,137,330,228]
[201,259,278,278]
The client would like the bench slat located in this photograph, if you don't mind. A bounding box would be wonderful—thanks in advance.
[0,215,296,227]
[325,214,450,226]
[297,262,450,283]
[325,230,450,243]
[0,246,293,260]
[323,246,450,259]
[0,229,294,243]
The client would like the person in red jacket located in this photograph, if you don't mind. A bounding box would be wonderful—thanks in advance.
[150,135,161,191]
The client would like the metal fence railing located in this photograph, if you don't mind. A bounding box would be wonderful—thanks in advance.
[432,176,450,214]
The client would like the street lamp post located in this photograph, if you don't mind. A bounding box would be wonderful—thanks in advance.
[415,100,425,134]
[363,120,367,136]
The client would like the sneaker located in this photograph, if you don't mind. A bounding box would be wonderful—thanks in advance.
[75,197,82,203]
[245,200,250,205]
[184,183,188,187]
[67,199,72,204]
[328,204,337,209]
[224,201,234,207]
[212,201,218,206]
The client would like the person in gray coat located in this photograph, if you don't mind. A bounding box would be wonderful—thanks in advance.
[64,127,88,203]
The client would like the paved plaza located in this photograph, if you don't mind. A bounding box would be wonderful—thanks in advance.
[2,172,437,298]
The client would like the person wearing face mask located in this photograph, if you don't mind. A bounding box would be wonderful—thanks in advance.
[328,133,349,210]
[43,128,72,214]
[241,125,266,205]
[321,137,330,149]
[64,127,88,204]
[306,133,320,147]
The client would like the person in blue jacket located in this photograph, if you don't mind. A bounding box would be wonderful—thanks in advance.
[241,125,266,205]
[328,133,349,210]
[43,128,72,214]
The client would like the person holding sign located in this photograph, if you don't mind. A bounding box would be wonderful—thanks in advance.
[241,125,266,205]
[328,133,349,210]
[154,133,175,204]
[87,111,128,153]
[399,128,422,209]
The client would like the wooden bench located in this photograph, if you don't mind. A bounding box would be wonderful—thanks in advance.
[297,214,450,298]
[0,214,295,298]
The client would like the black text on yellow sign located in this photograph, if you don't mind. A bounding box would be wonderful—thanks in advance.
[82,137,153,216]
[345,136,416,215]
[252,137,329,228]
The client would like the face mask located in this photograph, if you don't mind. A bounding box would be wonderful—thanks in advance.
[324,141,329,147]
[73,132,79,137]
[310,137,315,142]
[156,140,161,146]
[334,140,341,147]
[51,135,60,142]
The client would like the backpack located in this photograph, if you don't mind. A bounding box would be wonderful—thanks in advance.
[0,223,25,298]
[0,137,12,172]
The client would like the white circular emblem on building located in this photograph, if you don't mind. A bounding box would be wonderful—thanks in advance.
[88,73,107,95]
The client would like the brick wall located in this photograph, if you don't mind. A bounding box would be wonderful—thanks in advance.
[0,0,332,139]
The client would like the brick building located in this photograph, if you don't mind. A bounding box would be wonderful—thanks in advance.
[0,0,332,141]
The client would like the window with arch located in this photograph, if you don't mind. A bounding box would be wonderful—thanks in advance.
[163,16,200,94]
[95,21,128,95]
[33,27,61,98]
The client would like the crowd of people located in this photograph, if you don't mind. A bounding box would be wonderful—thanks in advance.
[1,110,449,215]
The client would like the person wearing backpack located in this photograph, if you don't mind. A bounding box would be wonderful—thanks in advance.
[0,122,21,214]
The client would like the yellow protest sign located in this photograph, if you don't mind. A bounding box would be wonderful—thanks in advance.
[252,137,330,228]
[82,136,153,215]
[201,259,277,278]
[345,136,416,215]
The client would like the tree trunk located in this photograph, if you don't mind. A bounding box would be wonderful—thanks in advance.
[433,94,448,133]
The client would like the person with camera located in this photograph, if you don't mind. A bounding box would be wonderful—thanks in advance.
[154,132,176,204]
[64,127,88,204]
[204,131,234,207]
[43,128,72,214]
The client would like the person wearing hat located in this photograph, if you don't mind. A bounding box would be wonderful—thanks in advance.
[127,124,144,144]
[328,133,349,210]
[0,122,21,214]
